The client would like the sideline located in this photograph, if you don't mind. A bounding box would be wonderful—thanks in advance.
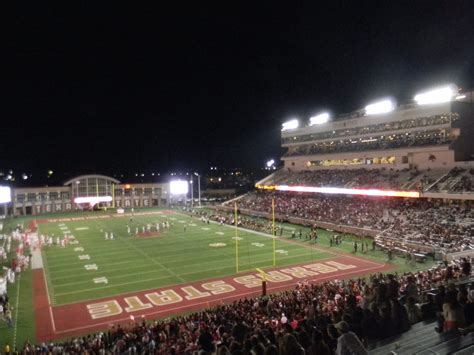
[13,273,21,349]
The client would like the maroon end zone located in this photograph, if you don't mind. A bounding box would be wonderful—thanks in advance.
[34,255,390,341]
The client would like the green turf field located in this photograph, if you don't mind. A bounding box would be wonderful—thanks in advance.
[39,210,333,305]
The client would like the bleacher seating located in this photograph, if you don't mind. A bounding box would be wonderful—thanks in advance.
[259,167,474,194]
[369,321,474,354]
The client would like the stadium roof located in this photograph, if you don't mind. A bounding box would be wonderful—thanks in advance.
[63,174,120,186]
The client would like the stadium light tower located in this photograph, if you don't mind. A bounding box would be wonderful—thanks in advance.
[309,112,330,126]
[365,99,395,115]
[169,180,189,206]
[194,172,201,207]
[0,186,11,217]
[281,119,299,131]
[414,84,458,105]
[190,178,193,207]
[266,159,275,169]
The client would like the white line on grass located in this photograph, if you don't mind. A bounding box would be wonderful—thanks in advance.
[94,222,186,283]
[51,249,329,286]
[13,273,21,349]
[53,250,331,297]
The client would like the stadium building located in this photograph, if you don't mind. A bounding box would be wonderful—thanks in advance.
[7,174,171,216]
[259,86,474,200]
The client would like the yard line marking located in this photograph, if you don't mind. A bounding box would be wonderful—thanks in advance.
[50,245,323,277]
[74,247,84,252]
[173,212,346,259]
[93,277,108,284]
[189,223,197,226]
[215,232,224,235]
[45,233,312,266]
[84,264,98,271]
[78,255,90,260]
[50,261,134,278]
[59,226,68,230]
[94,221,186,283]
[201,227,210,231]
[75,227,89,231]
[53,250,331,296]
[13,273,21,349]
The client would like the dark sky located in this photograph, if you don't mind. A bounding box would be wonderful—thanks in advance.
[2,1,473,177]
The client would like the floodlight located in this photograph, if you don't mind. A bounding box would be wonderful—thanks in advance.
[266,159,275,168]
[281,119,299,131]
[414,85,457,105]
[170,180,189,195]
[0,186,11,203]
[365,99,395,115]
[309,112,330,125]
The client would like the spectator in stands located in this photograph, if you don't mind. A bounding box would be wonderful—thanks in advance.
[463,289,474,327]
[280,333,305,355]
[420,293,437,320]
[307,329,330,355]
[405,296,421,325]
[443,293,466,332]
[334,321,368,355]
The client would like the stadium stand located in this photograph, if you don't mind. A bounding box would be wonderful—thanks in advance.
[233,191,474,254]
[258,167,474,194]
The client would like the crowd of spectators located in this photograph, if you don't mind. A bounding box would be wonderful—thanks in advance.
[284,130,451,157]
[282,114,457,145]
[236,192,474,253]
[22,259,473,354]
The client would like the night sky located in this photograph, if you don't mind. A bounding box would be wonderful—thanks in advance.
[2,2,473,179]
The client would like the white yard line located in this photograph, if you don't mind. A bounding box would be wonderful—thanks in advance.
[53,250,330,297]
[44,267,57,332]
[13,273,21,349]
[94,222,186,283]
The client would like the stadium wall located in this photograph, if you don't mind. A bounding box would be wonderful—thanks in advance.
[282,145,455,171]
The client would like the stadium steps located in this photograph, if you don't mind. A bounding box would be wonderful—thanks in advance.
[223,192,250,206]
[254,169,283,186]
[453,344,474,355]
[415,333,474,355]
[369,320,452,355]
[425,171,450,191]
[369,320,434,353]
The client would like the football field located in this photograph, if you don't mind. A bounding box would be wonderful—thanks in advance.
[26,208,392,341]
[39,210,332,306]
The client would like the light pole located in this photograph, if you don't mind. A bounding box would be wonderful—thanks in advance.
[194,172,201,207]
[190,179,193,207]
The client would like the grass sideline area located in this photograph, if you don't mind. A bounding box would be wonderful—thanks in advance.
[0,207,435,348]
